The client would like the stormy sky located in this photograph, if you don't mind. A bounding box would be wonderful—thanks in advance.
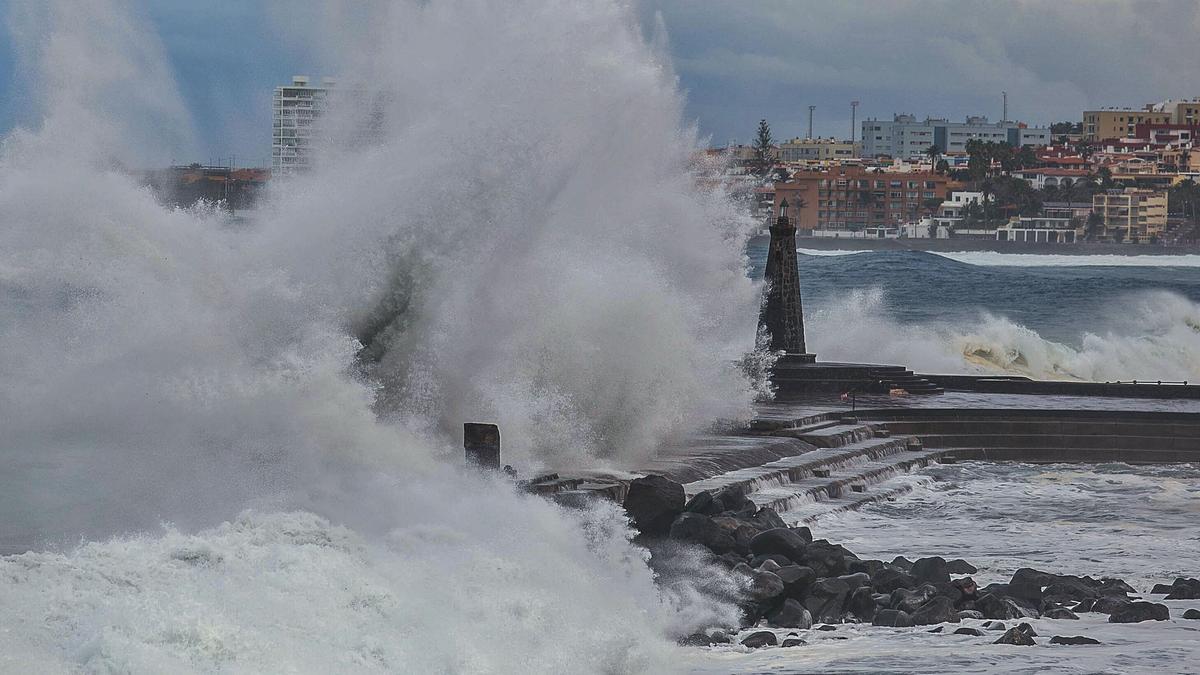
[1,0,1199,165]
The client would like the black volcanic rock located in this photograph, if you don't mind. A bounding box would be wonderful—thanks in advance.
[911,556,950,584]
[749,528,808,563]
[767,598,813,629]
[873,566,918,593]
[871,609,912,627]
[1090,596,1131,615]
[1108,601,1169,623]
[1164,578,1200,600]
[775,565,816,599]
[1182,608,1200,619]
[623,475,684,536]
[910,596,960,625]
[740,631,777,648]
[669,513,735,552]
[1043,607,1079,620]
[847,586,877,622]
[805,577,851,623]
[946,558,978,574]
[994,626,1036,646]
[953,627,984,636]
[804,540,851,577]
[976,593,1032,620]
[1050,635,1101,645]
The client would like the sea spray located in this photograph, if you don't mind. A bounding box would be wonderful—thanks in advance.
[0,0,755,671]
[808,288,1200,382]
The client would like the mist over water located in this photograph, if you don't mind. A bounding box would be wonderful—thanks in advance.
[0,0,755,670]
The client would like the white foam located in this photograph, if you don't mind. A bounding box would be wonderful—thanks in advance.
[935,251,1200,268]
[0,0,751,670]
[796,248,870,257]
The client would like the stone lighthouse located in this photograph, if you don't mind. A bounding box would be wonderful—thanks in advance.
[758,198,815,363]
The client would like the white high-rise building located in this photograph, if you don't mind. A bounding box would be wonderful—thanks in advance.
[272,75,336,175]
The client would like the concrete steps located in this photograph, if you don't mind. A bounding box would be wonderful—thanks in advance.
[746,449,945,515]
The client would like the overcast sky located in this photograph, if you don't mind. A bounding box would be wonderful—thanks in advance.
[2,0,1199,165]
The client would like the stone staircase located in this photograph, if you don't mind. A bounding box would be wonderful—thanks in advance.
[685,416,947,523]
[866,365,943,395]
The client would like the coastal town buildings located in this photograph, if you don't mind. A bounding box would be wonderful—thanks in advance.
[772,165,950,231]
[1083,108,1172,141]
[860,115,1049,159]
[272,75,335,175]
[778,137,859,162]
[1092,188,1169,242]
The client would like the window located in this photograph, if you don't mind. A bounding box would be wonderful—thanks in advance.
[907,181,918,189]
[925,181,936,189]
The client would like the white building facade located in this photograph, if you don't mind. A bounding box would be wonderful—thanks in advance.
[272,76,335,175]
[861,115,1050,159]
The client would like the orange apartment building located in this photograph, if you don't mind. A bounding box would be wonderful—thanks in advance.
[772,166,951,231]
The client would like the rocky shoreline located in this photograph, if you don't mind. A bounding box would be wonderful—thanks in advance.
[622,475,1200,650]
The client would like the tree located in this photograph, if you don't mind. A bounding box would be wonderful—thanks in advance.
[753,119,774,178]
[1096,166,1115,191]
[924,144,941,168]
[935,158,950,175]
[1085,211,1104,240]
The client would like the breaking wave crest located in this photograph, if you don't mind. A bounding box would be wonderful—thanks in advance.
[809,288,1200,381]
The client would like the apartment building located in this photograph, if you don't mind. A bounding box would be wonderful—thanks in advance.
[860,115,1050,159]
[1092,188,1168,243]
[777,137,859,162]
[272,75,336,175]
[1083,108,1171,142]
[772,166,950,231]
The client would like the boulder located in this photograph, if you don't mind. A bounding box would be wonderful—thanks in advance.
[790,526,814,543]
[1043,607,1079,620]
[849,559,885,577]
[1183,609,1200,620]
[911,556,950,584]
[803,541,850,577]
[1151,583,1175,595]
[1072,598,1094,613]
[805,577,851,623]
[872,566,918,593]
[749,553,794,568]
[976,593,1032,620]
[890,556,914,571]
[766,598,813,629]
[993,627,1036,646]
[1015,622,1038,637]
[745,570,787,604]
[740,631,778,648]
[758,559,782,573]
[1090,596,1131,615]
[981,621,1007,631]
[1164,578,1200,600]
[953,627,984,636]
[946,558,978,574]
[847,586,877,622]
[669,513,735,552]
[910,596,961,625]
[871,609,912,627]
[682,490,719,516]
[1050,635,1101,645]
[780,638,806,648]
[815,624,837,631]
[623,475,684,536]
[679,630,732,646]
[714,552,746,569]
[1098,578,1136,596]
[774,565,817,599]
[1108,601,1169,623]
[1042,577,1099,605]
[749,528,808,563]
[957,610,984,620]
[750,507,788,531]
[837,572,872,592]
[712,487,757,516]
[892,585,938,614]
